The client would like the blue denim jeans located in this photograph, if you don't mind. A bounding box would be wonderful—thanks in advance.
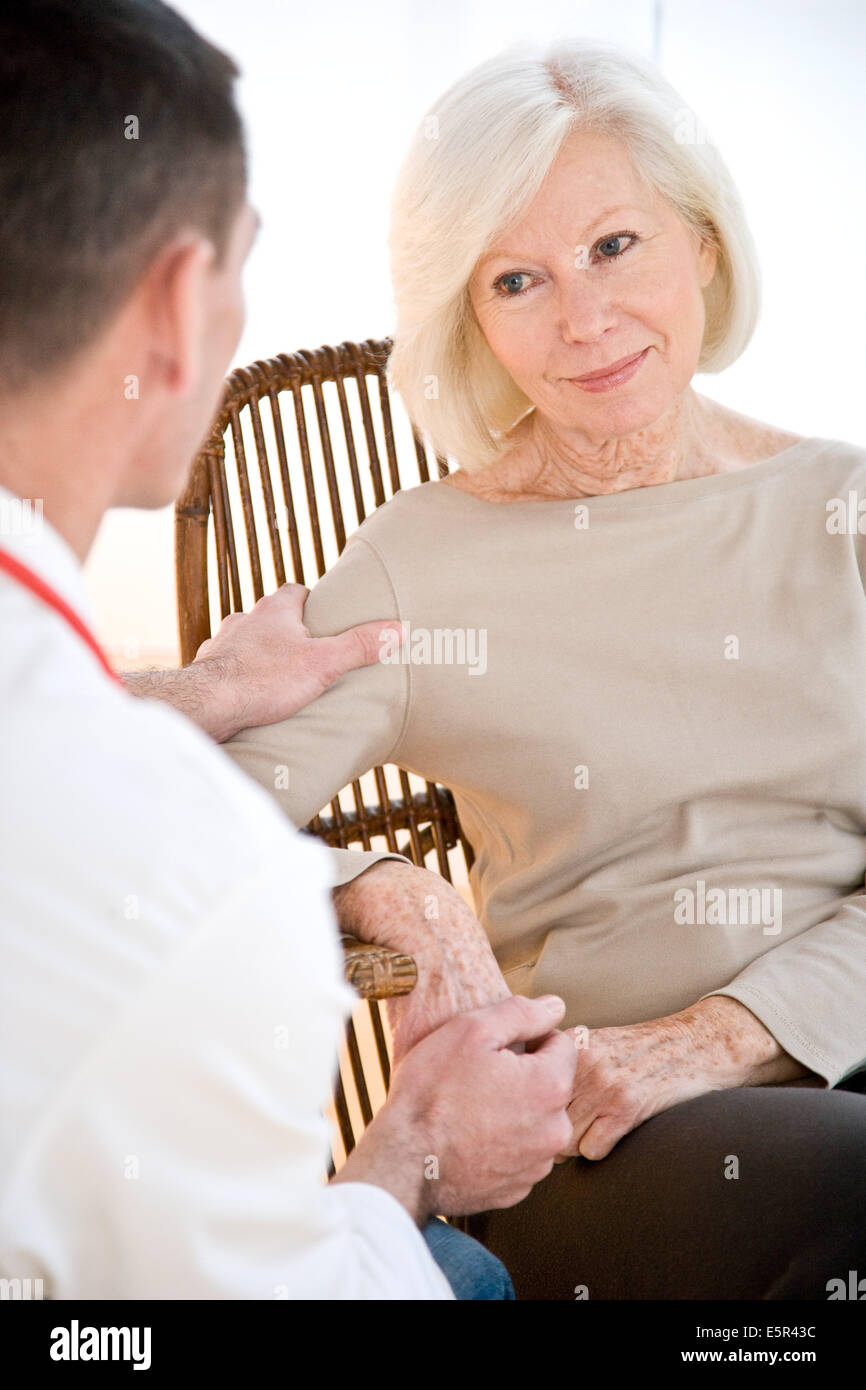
[421,1217,515,1300]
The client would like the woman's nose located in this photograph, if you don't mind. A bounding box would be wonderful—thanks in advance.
[555,270,619,345]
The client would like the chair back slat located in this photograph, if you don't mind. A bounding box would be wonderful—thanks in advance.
[369,1002,392,1088]
[331,365,367,526]
[351,350,388,507]
[289,376,327,579]
[248,396,287,589]
[413,428,432,483]
[266,386,305,584]
[229,405,265,601]
[309,375,347,556]
[376,367,402,496]
[345,1019,375,1128]
[210,452,243,614]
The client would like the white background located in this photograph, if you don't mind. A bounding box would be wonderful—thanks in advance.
[82,0,866,664]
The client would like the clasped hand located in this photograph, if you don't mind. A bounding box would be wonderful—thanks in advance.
[334,863,814,1163]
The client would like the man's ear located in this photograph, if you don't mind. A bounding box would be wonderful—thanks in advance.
[144,232,217,396]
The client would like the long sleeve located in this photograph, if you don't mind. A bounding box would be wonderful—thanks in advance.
[699,886,866,1087]
[1,832,451,1299]
[223,535,414,887]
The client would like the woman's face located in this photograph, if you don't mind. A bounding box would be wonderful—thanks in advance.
[468,131,717,444]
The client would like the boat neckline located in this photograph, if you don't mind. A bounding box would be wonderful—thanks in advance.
[427,436,831,513]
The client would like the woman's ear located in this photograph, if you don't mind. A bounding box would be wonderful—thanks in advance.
[697,237,718,289]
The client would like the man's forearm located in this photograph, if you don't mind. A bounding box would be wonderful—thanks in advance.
[121,657,241,742]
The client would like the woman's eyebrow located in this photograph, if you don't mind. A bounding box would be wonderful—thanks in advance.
[477,204,641,267]
[580,203,641,235]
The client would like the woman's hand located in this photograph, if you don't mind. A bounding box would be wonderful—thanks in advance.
[558,995,820,1161]
[332,861,510,1063]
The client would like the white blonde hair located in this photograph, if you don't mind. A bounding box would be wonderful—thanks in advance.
[388,40,761,472]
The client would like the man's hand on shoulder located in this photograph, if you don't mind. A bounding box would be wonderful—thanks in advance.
[121,583,404,741]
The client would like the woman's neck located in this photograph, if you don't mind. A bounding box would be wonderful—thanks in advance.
[445,390,742,503]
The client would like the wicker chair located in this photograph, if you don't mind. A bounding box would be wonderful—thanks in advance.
[174,338,476,1169]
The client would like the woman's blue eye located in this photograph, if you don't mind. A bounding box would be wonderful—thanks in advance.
[596,233,637,261]
[496,271,533,296]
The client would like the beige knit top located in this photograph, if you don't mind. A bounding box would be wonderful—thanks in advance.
[223,434,866,1086]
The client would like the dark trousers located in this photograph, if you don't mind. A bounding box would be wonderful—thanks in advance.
[465,1074,866,1300]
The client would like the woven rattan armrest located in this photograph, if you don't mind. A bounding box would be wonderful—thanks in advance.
[340,935,417,999]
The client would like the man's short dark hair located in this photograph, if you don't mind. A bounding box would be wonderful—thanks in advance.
[0,0,247,393]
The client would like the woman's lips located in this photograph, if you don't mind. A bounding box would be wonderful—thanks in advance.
[569,347,650,393]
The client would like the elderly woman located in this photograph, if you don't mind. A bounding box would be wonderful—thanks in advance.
[224,41,866,1299]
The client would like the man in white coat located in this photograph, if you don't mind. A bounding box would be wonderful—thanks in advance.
[0,0,575,1299]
